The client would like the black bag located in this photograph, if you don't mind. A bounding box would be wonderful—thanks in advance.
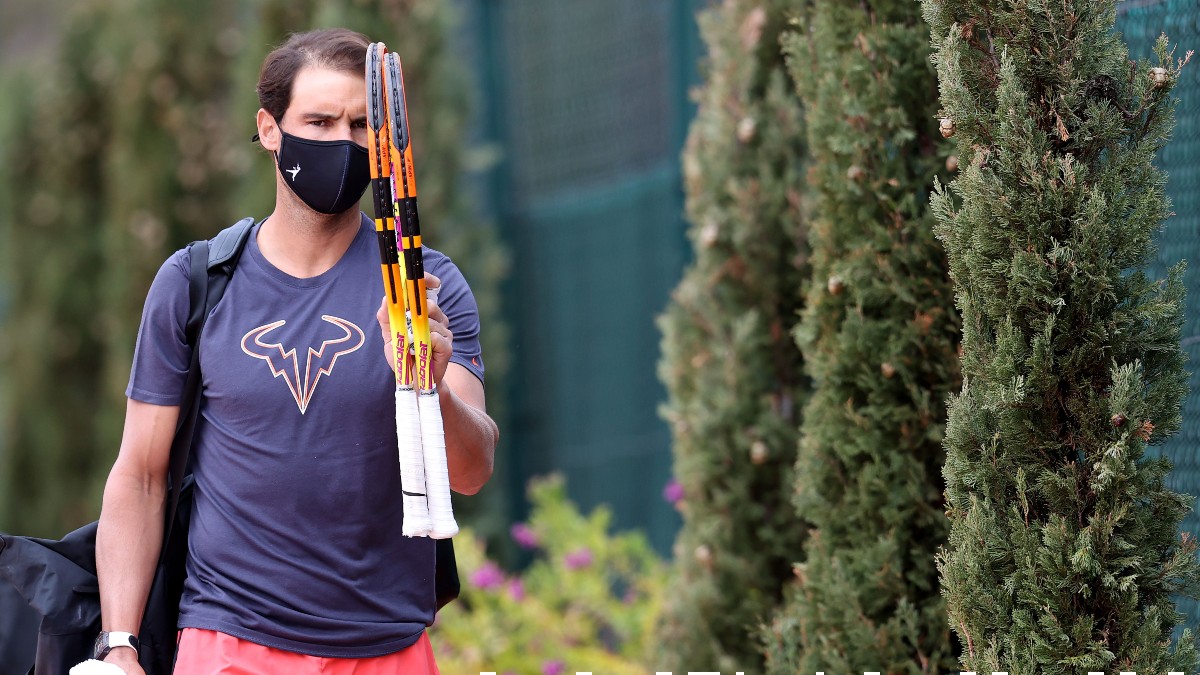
[0,218,458,674]
[0,581,38,675]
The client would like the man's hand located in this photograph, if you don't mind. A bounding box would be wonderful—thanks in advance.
[376,272,497,494]
[100,648,141,675]
[376,273,454,386]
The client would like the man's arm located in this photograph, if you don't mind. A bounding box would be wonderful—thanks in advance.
[439,363,497,495]
[94,399,179,672]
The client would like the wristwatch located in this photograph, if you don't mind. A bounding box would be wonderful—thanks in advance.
[94,631,140,660]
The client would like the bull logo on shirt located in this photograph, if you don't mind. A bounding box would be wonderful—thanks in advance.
[240,315,366,414]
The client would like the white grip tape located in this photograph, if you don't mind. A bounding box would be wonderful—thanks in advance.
[396,387,431,537]
[418,389,458,538]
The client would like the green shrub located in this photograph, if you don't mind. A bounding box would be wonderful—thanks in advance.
[430,475,665,674]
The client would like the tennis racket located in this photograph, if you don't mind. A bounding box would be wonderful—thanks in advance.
[367,41,432,537]
[384,50,458,539]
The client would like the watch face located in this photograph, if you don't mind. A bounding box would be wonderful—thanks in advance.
[93,632,108,658]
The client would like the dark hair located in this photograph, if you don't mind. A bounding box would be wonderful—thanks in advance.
[256,28,370,121]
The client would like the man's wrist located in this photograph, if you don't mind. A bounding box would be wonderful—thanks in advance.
[101,645,138,661]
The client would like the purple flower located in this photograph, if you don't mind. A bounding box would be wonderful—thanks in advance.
[469,561,505,590]
[510,522,540,549]
[662,479,685,505]
[542,660,565,675]
[564,547,593,570]
[507,578,526,602]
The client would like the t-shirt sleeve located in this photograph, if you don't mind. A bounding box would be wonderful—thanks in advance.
[429,253,486,385]
[126,247,193,405]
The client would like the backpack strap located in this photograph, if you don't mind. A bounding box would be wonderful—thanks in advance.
[163,217,256,544]
[182,217,254,346]
[209,217,256,270]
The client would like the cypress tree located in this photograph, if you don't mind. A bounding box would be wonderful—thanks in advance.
[922,0,1200,671]
[762,0,960,671]
[655,1,808,672]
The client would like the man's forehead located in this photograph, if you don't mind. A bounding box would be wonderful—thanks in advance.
[291,67,366,94]
[288,68,367,111]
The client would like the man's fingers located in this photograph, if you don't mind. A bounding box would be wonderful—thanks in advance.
[429,304,448,327]
[425,274,443,322]
[431,322,453,344]
[377,297,389,326]
[377,297,397,372]
[429,323,453,386]
[423,275,448,328]
[379,278,446,379]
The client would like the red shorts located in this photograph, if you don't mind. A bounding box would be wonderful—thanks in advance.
[173,627,440,675]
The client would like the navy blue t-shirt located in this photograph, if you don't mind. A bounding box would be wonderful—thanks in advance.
[126,215,484,657]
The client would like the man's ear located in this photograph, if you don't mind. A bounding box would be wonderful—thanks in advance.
[256,109,282,152]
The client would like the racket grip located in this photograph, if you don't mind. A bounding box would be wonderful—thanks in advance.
[396,386,431,537]
[418,388,458,539]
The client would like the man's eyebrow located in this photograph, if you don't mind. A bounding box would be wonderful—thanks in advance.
[297,112,368,124]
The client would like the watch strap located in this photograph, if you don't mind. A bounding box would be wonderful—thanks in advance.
[95,631,140,659]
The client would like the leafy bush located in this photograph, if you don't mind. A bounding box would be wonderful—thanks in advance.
[430,475,666,675]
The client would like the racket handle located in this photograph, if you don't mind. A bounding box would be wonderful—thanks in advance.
[396,386,431,537]
[418,388,458,539]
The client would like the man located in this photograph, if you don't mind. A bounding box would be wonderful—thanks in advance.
[94,28,497,674]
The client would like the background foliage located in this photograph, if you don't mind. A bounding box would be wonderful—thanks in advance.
[653,0,809,672]
[1,0,242,532]
[762,0,960,671]
[923,0,1200,670]
[431,475,665,674]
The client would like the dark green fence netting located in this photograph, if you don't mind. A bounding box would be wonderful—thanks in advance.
[460,0,706,553]
[1118,0,1200,629]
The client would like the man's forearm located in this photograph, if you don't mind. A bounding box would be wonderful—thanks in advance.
[439,384,497,495]
[96,470,168,635]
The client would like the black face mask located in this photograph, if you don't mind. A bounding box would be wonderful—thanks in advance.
[275,131,371,215]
